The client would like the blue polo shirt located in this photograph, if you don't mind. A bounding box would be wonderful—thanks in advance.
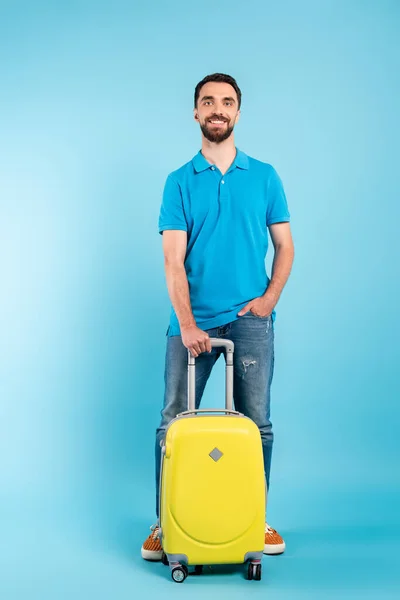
[159,147,290,336]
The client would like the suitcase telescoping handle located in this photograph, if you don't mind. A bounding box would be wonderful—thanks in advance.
[187,338,234,411]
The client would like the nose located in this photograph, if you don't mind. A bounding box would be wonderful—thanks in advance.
[213,100,225,115]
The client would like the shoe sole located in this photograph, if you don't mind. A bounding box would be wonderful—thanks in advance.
[142,544,285,559]
[141,546,163,561]
[263,542,286,555]
[142,544,284,559]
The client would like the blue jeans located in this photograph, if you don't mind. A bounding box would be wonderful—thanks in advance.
[155,312,275,518]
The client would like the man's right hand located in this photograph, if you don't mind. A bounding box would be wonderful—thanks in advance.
[181,325,211,358]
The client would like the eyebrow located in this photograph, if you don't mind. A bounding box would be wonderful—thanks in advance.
[200,95,236,104]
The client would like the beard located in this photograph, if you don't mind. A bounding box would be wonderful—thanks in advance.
[200,119,235,143]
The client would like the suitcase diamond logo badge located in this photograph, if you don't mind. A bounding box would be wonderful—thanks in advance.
[209,447,223,462]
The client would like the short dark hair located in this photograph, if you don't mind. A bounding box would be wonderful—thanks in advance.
[194,73,242,109]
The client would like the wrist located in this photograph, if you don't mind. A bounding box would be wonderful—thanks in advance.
[263,287,279,306]
[180,319,197,332]
[263,287,279,299]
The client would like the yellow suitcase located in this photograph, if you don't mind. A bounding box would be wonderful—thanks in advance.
[159,339,266,583]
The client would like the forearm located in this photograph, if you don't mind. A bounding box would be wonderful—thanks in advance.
[165,263,196,330]
[263,244,295,304]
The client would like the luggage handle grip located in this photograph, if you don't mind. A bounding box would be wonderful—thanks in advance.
[177,409,242,417]
[187,338,234,411]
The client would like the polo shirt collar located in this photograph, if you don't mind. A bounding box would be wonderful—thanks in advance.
[192,147,249,173]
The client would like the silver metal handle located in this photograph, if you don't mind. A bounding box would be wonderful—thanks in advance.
[187,338,234,411]
[177,409,242,417]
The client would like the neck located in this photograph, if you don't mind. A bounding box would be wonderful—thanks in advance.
[200,136,237,167]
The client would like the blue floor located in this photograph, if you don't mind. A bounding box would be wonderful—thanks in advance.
[4,509,400,600]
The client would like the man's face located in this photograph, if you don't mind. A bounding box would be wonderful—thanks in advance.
[194,81,240,143]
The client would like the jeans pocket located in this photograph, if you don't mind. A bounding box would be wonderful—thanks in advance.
[249,310,271,320]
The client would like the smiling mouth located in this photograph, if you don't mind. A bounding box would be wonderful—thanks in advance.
[208,119,227,126]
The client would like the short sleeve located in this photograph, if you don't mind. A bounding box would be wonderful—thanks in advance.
[158,175,188,235]
[266,166,291,226]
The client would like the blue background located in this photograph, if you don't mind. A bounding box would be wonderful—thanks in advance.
[1,1,399,598]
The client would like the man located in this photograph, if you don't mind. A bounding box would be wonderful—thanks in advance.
[141,73,294,560]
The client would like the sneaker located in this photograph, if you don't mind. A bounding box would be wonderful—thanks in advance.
[264,523,286,555]
[141,523,163,561]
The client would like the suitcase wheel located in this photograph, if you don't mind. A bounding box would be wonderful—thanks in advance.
[171,564,188,583]
[247,562,262,581]
[161,552,169,566]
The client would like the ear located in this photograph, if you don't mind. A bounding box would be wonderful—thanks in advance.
[193,110,199,121]
[235,110,241,124]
